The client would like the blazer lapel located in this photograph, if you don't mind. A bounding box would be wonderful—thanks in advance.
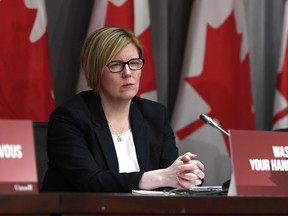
[130,101,150,171]
[87,92,119,172]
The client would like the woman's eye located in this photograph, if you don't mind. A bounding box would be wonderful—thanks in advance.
[130,62,139,66]
[110,63,122,68]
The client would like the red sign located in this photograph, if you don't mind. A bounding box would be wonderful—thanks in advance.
[229,130,288,196]
[0,119,38,193]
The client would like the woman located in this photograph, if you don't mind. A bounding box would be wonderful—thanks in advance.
[42,26,204,192]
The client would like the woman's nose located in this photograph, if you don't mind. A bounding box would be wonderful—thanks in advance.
[122,64,132,77]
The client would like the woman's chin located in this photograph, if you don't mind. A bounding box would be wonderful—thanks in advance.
[121,92,137,100]
[120,88,139,98]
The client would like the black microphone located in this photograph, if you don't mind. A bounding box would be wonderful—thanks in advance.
[199,114,230,136]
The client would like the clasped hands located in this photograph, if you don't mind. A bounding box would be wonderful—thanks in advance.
[166,152,205,190]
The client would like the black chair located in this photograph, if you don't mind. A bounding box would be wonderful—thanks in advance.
[33,122,48,191]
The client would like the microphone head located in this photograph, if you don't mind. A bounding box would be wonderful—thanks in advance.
[199,114,207,123]
[199,114,215,127]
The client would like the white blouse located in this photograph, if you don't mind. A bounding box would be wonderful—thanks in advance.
[111,129,140,173]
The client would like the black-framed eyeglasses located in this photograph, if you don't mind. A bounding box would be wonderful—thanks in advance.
[106,58,145,73]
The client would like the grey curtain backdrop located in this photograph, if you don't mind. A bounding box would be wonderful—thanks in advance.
[245,0,285,130]
[46,0,286,131]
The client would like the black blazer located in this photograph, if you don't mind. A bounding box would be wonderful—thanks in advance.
[42,91,178,192]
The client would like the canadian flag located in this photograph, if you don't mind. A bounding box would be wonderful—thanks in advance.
[171,0,255,185]
[77,0,157,101]
[273,0,288,130]
[0,0,55,122]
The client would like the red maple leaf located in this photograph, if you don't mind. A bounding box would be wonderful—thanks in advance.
[176,12,255,153]
[0,1,54,121]
[105,0,134,28]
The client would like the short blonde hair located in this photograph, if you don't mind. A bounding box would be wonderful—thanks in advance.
[80,26,143,92]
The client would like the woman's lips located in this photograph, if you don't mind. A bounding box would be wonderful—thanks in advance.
[122,83,134,87]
